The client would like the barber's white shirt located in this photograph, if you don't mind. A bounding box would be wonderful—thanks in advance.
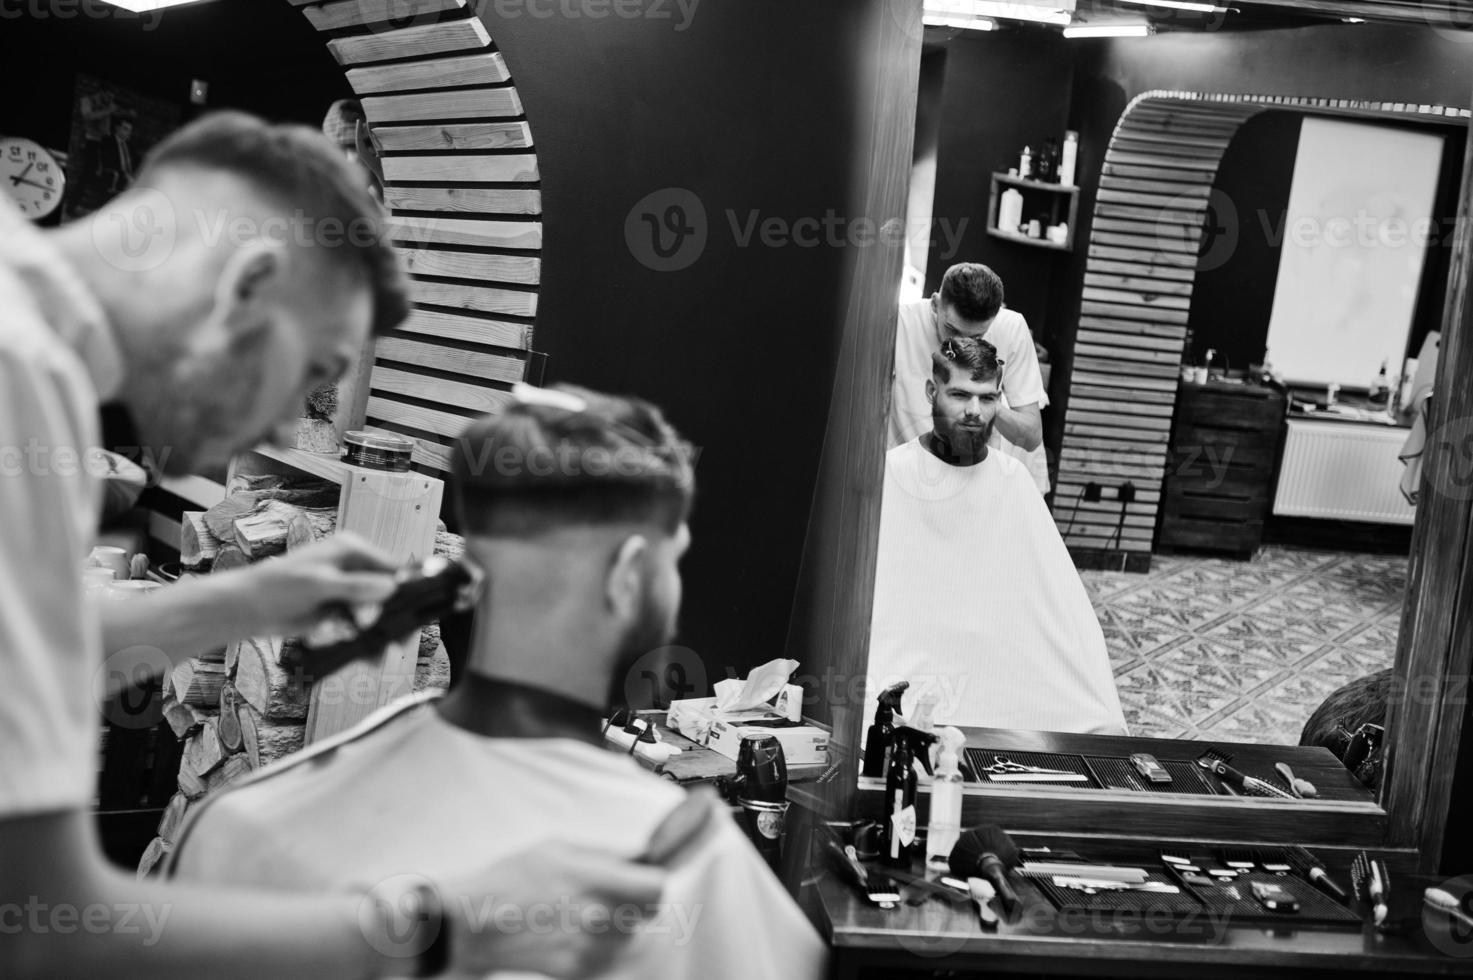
[868,440,1126,735]
[0,198,122,816]
[890,301,1050,493]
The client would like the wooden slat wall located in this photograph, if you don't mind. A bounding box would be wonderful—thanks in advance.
[291,0,541,472]
[1054,91,1473,560]
[1054,95,1262,556]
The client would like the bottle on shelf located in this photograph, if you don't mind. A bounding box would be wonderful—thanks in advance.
[1059,130,1078,186]
[1018,145,1033,180]
[1037,137,1058,182]
[998,187,1024,235]
[925,727,966,869]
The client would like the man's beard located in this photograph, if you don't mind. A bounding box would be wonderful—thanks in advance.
[605,578,679,711]
[931,410,993,460]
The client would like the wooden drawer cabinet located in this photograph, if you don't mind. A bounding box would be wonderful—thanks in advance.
[1158,380,1287,556]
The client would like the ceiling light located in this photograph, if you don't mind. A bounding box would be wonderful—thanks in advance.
[924,13,999,28]
[1062,22,1154,36]
[1119,0,1225,11]
[1343,16,1366,21]
[100,0,213,11]
[925,0,1074,27]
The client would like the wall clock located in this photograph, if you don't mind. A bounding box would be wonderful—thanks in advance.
[1,136,66,221]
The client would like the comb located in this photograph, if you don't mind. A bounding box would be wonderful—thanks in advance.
[1254,848,1293,874]
[1218,848,1257,871]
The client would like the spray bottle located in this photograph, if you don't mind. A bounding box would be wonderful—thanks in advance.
[926,727,967,869]
[863,681,908,778]
[883,726,937,868]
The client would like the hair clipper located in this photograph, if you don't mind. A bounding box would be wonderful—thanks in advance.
[284,555,483,681]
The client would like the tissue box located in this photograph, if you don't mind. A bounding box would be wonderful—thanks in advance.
[666,697,829,766]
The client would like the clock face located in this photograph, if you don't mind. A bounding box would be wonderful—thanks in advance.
[1,137,65,221]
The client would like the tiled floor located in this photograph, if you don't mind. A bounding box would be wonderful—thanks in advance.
[1082,547,1406,745]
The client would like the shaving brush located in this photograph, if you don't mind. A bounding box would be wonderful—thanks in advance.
[949,826,1022,913]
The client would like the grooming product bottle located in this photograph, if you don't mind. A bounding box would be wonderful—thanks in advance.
[998,187,1024,235]
[1059,131,1078,186]
[730,735,789,872]
[1370,360,1390,406]
[1037,137,1058,182]
[883,727,937,867]
[863,681,908,778]
[925,727,966,869]
[1018,145,1033,180]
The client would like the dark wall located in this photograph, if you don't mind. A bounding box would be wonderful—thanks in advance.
[1186,111,1302,374]
[1046,23,1473,459]
[0,0,348,147]
[923,30,1076,357]
[482,0,873,688]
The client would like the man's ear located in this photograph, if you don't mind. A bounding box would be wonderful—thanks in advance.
[925,377,937,404]
[605,533,649,620]
[210,241,285,340]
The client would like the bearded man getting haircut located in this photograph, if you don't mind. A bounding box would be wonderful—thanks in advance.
[867,338,1127,735]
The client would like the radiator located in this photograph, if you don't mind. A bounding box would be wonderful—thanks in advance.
[1273,419,1416,525]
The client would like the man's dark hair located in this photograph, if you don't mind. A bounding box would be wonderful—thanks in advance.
[452,384,696,539]
[938,263,1005,324]
[931,336,1003,386]
[137,110,409,336]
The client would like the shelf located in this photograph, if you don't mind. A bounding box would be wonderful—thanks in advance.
[987,171,1080,253]
[994,173,1078,194]
[986,228,1071,251]
[241,444,350,485]
[159,473,226,509]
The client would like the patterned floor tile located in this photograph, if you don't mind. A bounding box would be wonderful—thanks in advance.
[1082,546,1410,744]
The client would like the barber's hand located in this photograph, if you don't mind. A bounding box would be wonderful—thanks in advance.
[441,789,722,978]
[229,532,399,637]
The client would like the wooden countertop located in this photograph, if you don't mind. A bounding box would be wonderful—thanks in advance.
[814,844,1471,978]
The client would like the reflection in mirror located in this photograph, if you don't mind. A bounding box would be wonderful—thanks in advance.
[863,18,1468,758]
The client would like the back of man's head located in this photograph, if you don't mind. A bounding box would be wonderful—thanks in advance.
[137,110,408,336]
[938,263,1005,324]
[931,336,1003,386]
[453,385,695,540]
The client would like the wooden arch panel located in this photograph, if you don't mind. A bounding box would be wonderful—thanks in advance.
[289,0,541,471]
[1054,91,1471,560]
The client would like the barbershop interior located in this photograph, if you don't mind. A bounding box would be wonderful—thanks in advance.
[5,0,1473,977]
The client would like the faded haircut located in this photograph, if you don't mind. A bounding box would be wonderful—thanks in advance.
[452,385,696,539]
[932,336,1003,386]
[137,110,409,336]
[938,262,1005,324]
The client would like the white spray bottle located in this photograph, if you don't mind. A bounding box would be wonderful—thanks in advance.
[926,727,967,869]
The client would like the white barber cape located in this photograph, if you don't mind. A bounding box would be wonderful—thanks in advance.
[868,439,1127,735]
[170,694,825,980]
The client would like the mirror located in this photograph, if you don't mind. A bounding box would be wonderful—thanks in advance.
[859,18,1468,756]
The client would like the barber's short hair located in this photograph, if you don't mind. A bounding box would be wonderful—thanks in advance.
[137,110,409,336]
[932,336,1003,386]
[938,263,1005,324]
[452,385,696,539]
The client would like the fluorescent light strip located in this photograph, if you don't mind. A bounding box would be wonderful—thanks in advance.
[924,14,998,28]
[1119,0,1225,11]
[1062,22,1153,36]
[100,0,211,11]
[925,0,1074,26]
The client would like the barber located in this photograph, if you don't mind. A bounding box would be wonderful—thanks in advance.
[889,262,1050,493]
[0,110,716,980]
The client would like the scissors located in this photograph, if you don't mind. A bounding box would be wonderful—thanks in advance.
[982,756,1089,782]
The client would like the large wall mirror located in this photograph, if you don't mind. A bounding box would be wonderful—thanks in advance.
[800,6,1473,870]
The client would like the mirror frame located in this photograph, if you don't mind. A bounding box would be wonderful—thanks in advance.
[792,78,1473,872]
